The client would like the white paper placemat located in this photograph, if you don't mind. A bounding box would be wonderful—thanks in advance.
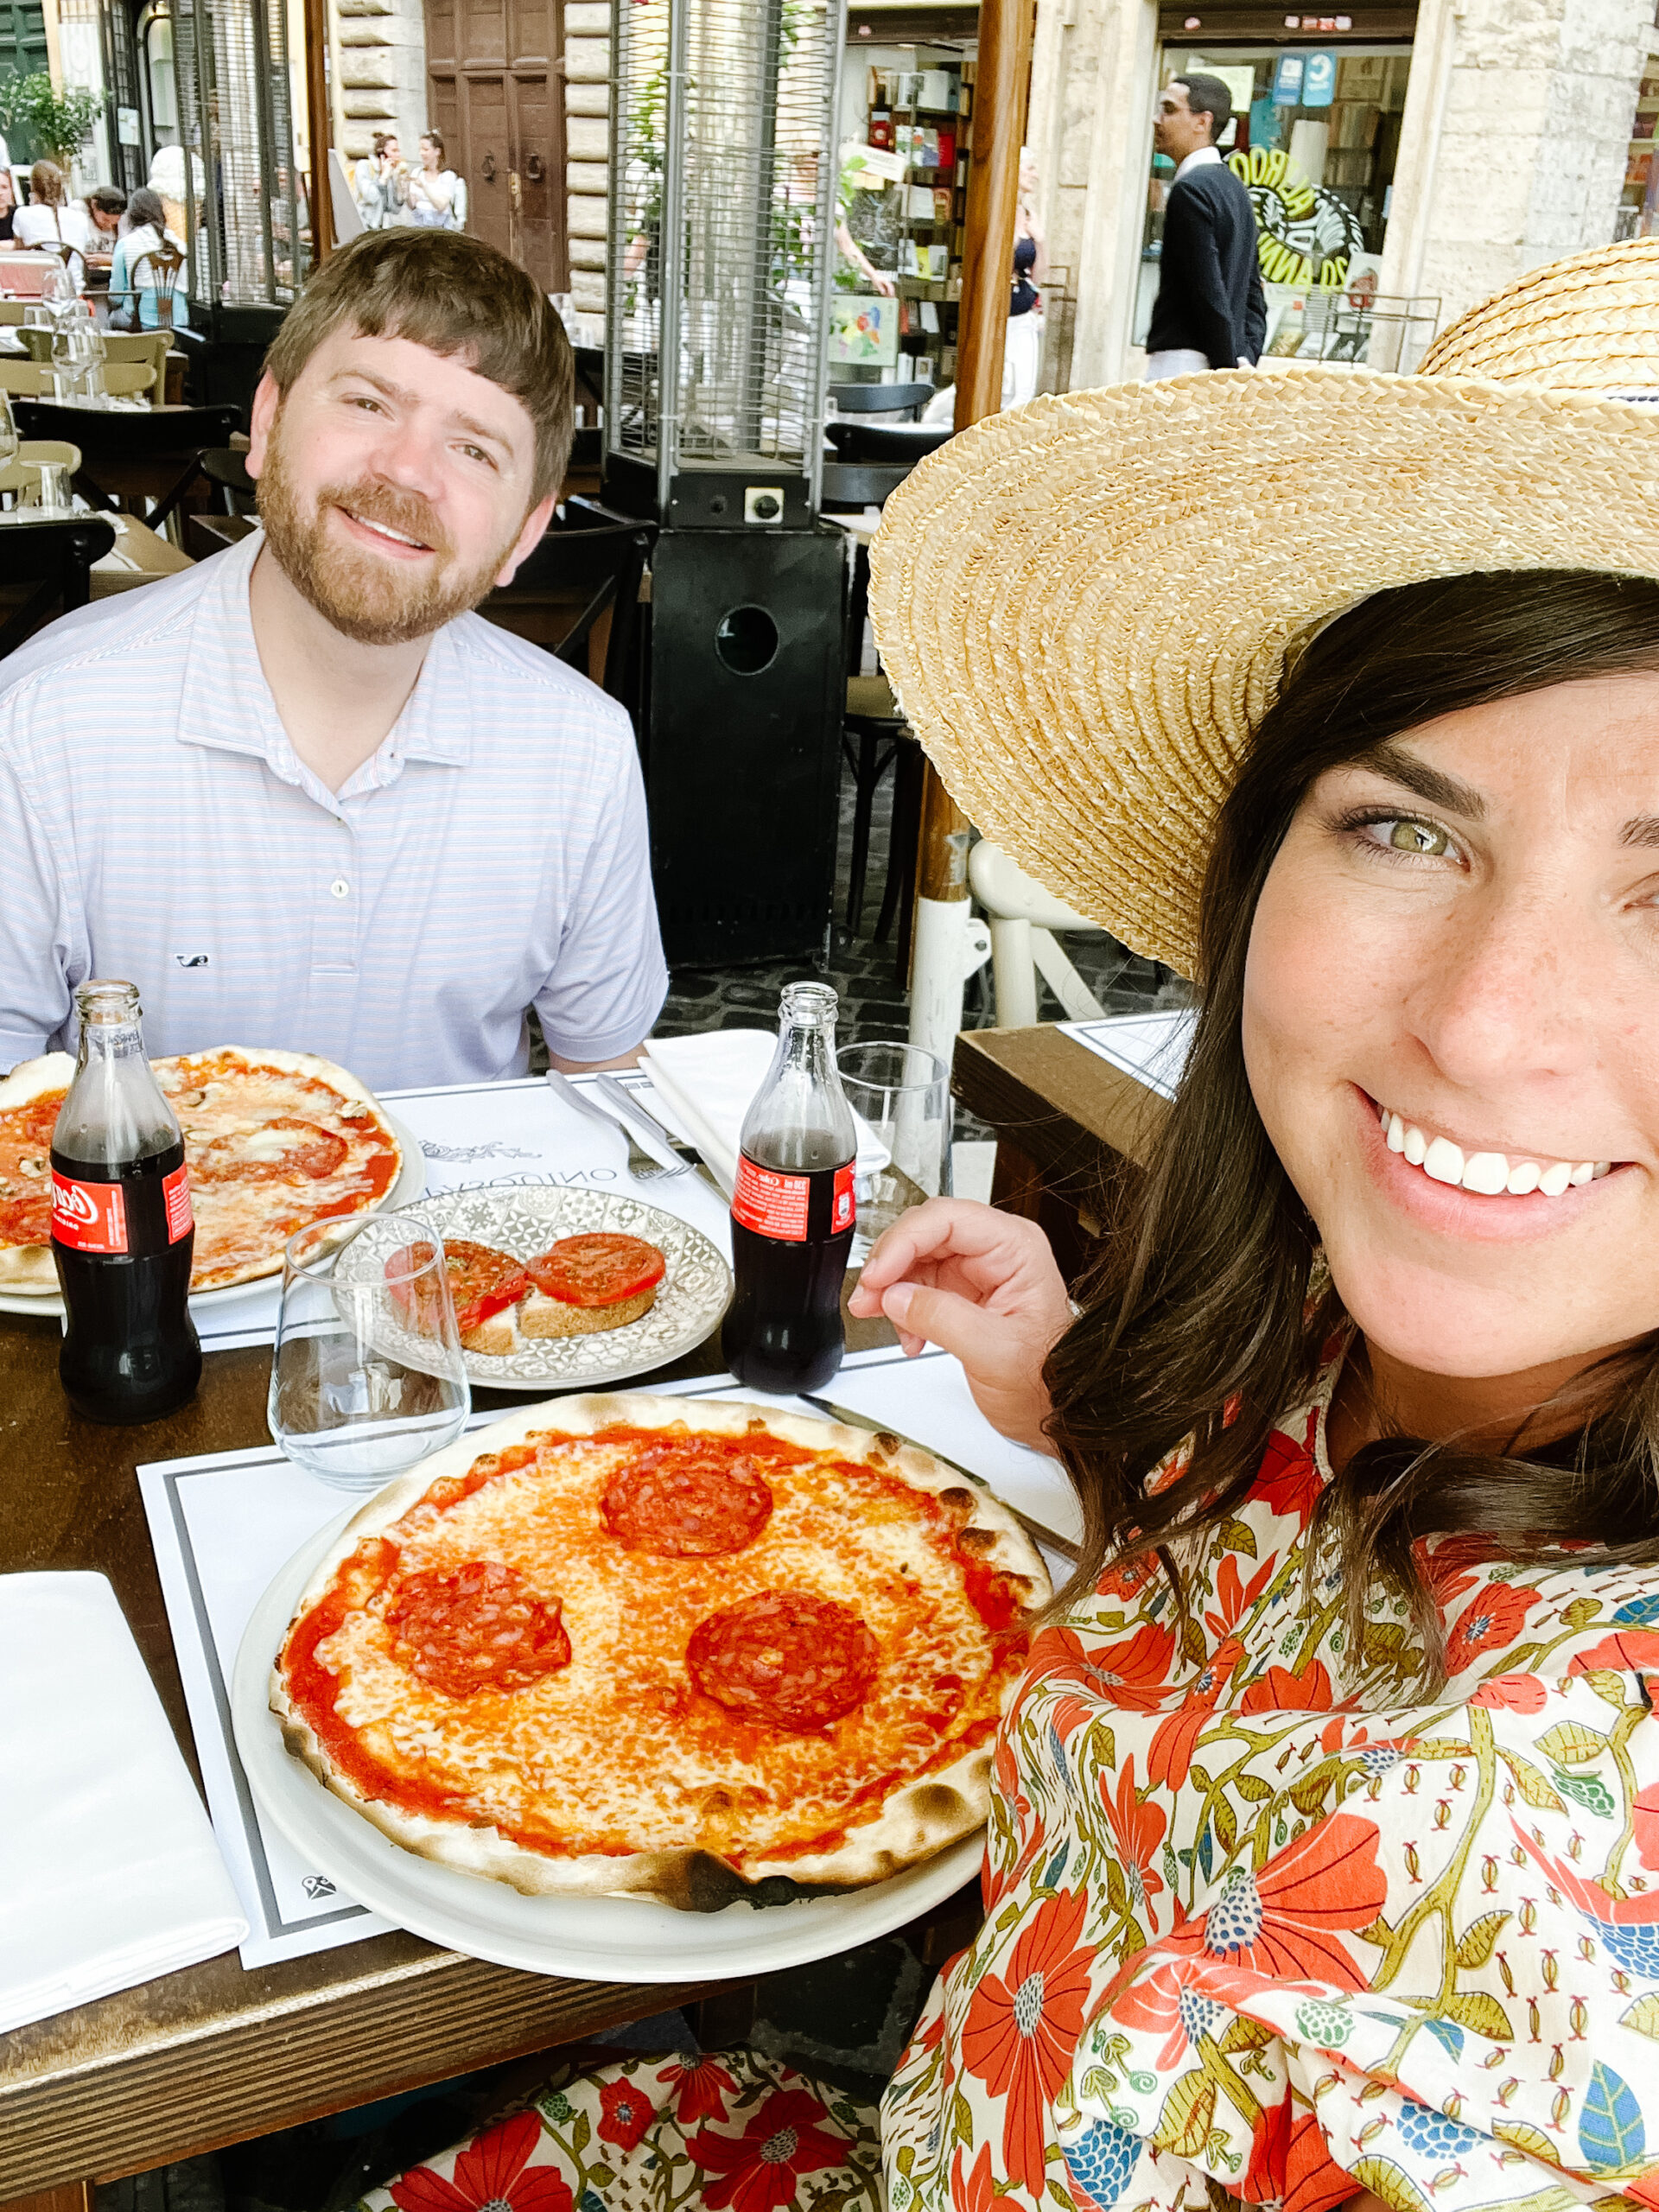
[1058,1009,1195,1102]
[195,1074,731,1355]
[137,1344,1077,1968]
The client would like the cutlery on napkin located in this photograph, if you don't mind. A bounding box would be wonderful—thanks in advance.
[0,1573,247,2033]
[640,1031,891,1198]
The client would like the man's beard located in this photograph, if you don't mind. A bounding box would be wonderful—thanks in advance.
[256,421,518,645]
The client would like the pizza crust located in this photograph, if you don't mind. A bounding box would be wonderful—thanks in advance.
[270,1393,1051,1910]
[0,1054,77,1288]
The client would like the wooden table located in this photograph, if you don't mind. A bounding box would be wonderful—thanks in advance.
[953,1023,1166,1281]
[0,1284,907,2204]
[92,512,194,595]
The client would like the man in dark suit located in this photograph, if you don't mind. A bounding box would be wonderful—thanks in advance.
[1144,73,1267,378]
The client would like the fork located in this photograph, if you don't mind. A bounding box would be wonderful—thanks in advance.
[544,1068,687,1182]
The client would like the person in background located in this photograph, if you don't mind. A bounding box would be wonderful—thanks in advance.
[107,186,190,330]
[1004,146,1046,405]
[86,185,126,257]
[354,133,407,232]
[0,168,19,248]
[14,162,94,258]
[1144,72,1265,378]
[403,130,467,231]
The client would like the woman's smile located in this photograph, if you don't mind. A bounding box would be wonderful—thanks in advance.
[1364,1087,1616,1193]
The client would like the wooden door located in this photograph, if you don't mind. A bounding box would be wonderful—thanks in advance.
[424,0,566,290]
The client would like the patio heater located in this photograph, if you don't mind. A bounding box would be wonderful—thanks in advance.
[604,0,849,967]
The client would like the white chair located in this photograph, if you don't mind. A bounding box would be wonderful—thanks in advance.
[969,838,1111,1029]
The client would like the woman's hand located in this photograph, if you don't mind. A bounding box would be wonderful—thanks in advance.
[848,1198,1074,1450]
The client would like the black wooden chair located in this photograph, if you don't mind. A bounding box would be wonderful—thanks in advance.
[828,381,935,421]
[482,506,657,723]
[12,400,243,532]
[0,517,116,656]
[200,446,256,514]
[824,419,953,466]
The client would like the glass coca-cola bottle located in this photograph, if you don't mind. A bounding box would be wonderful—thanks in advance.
[51,980,200,1423]
[721,982,857,1393]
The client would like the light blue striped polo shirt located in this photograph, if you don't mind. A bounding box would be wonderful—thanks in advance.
[0,528,669,1090]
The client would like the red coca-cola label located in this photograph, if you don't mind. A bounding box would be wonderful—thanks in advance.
[51,1172,128,1253]
[732,1157,856,1243]
[163,1164,193,1242]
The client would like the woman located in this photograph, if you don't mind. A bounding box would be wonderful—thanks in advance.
[854,237,1659,2209]
[0,167,18,246]
[13,162,91,283]
[108,187,189,330]
[404,130,467,230]
[355,132,407,232]
[1004,148,1045,404]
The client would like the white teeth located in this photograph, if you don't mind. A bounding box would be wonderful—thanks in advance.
[1376,1102,1615,1202]
[1461,1152,1509,1195]
[1423,1135,1465,1185]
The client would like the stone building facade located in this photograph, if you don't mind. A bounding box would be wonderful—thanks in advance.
[563,0,611,316]
[332,0,429,165]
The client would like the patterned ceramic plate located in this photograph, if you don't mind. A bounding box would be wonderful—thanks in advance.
[338,1185,733,1389]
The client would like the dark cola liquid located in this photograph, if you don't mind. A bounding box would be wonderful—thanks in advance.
[52,1138,200,1424]
[723,1159,854,1394]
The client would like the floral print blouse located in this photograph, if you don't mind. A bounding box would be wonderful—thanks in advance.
[882,1352,1659,2212]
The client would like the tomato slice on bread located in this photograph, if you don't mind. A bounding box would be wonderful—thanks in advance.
[387,1238,530,1334]
[526,1232,666,1308]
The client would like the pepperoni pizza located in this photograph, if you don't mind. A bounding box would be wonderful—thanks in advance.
[270,1395,1049,1910]
[0,1046,403,1293]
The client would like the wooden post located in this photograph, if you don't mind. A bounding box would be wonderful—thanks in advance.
[906,0,1033,1076]
[303,0,334,263]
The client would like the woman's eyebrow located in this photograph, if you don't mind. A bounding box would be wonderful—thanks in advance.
[1619,814,1659,849]
[1351,740,1487,819]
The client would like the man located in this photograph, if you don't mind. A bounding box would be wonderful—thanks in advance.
[86,184,127,245]
[0,229,667,1091]
[354,135,406,232]
[1144,73,1266,379]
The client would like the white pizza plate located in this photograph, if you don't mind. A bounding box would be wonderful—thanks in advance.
[0,1113,426,1319]
[232,1502,985,1980]
[336,1185,734,1390]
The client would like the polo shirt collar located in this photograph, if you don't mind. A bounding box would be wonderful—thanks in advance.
[174,524,474,785]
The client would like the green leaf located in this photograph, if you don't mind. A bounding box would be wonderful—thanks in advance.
[1103,1856,1128,1916]
[1188,1765,1213,1796]
[1553,1766,1618,1818]
[1580,2059,1646,2172]
[1622,1993,1659,2043]
[1454,1910,1510,1968]
[1215,1516,1257,1558]
[1289,1770,1333,1817]
[1499,1749,1566,1813]
[585,2168,614,2190]
[1151,2069,1217,2158]
[951,2088,974,2146]
[1213,1796,1238,1857]
[570,2110,591,2153]
[1440,1991,1514,2043]
[1235,1771,1272,1802]
[1493,2120,1556,2161]
[1583,1669,1630,1708]
[1400,1737,1472,1758]
[1180,1615,1209,1667]
[1561,1597,1605,1630]
[1538,1720,1608,1764]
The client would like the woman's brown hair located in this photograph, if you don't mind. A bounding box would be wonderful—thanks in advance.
[1044,569,1659,1687]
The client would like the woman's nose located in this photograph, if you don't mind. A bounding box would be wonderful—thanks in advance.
[1408,876,1593,1090]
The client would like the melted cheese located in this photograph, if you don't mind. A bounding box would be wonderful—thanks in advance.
[298,1434,1022,1867]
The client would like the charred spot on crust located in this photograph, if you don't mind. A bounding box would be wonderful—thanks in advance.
[938,1486,976,1524]
[745,1414,770,1432]
[956,1525,997,1556]
[906,1783,967,1827]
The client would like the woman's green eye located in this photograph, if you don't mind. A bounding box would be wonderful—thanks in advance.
[1387,819,1448,855]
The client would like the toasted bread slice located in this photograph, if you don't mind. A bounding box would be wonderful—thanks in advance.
[461,1309,518,1355]
[519,1283,658,1339]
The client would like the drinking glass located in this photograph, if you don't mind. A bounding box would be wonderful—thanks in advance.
[269,1211,471,1492]
[836,1040,952,1263]
[0,389,18,473]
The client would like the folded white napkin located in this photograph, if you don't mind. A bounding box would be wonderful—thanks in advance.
[0,1573,247,2034]
[642,1030,891,1198]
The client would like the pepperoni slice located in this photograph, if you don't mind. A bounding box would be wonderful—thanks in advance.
[194,1118,350,1184]
[686,1589,879,1732]
[601,1438,773,1556]
[385,1560,571,1700]
[386,1238,530,1335]
[0,1096,61,1245]
[526,1233,666,1308]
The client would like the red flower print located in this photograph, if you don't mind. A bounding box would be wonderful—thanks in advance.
[960,1886,1096,2198]
[950,2143,996,2212]
[1029,1620,1178,1714]
[597,2077,653,2154]
[1570,1630,1659,1675]
[1205,1550,1277,1639]
[1421,1534,1498,1609]
[1198,1813,1386,1989]
[390,2113,572,2212]
[656,2055,739,2128]
[1249,1426,1323,1526]
[687,2088,850,2212]
[1100,1757,1166,1909]
[1634,1782,1659,1872]
[1441,1583,1540,1677]
[1471,1671,1548,1714]
[1111,1957,1222,2069]
[1284,2108,1357,2212]
[1241,1658,1334,1714]
[1146,1638,1243,1793]
[1097,1551,1159,1605]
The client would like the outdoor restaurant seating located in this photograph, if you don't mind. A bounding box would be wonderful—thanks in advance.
[0,359,156,402]
[16,327,173,404]
[482,507,657,720]
[0,514,115,655]
[13,399,242,531]
[823,418,952,464]
[828,379,933,420]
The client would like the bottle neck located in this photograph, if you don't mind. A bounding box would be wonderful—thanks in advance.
[78,1019,147,1066]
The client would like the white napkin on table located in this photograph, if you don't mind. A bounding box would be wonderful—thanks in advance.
[640,1029,890,1198]
[0,1572,247,2034]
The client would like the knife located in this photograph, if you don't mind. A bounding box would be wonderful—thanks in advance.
[799,1392,1081,1566]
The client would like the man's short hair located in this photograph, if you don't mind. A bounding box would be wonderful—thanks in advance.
[264,229,574,503]
[1176,73,1232,143]
[90,184,127,215]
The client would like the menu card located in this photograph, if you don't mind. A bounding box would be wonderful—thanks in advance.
[138,1345,1079,1970]
[1058,1009,1195,1101]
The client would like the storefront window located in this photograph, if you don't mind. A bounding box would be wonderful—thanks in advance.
[1138,41,1424,366]
[1618,30,1659,242]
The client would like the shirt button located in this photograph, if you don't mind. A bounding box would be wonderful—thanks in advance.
[330,877,351,899]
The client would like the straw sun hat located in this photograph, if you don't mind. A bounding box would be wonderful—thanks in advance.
[868,238,1659,978]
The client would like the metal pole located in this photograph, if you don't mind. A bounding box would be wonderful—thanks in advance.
[302,0,333,261]
[906,0,1032,1071]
